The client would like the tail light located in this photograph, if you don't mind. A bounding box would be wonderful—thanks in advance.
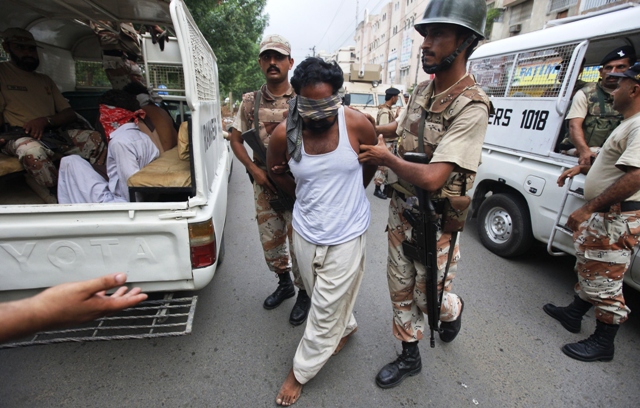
[189,219,217,268]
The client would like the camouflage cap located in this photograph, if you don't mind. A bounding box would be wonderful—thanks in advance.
[259,34,291,56]
[2,27,37,46]
[607,62,640,84]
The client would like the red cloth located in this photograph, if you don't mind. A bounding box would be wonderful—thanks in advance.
[99,104,146,142]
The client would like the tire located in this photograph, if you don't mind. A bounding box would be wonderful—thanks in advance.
[477,193,534,258]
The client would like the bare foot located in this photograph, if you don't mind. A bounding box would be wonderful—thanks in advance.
[275,368,303,406]
[333,327,358,356]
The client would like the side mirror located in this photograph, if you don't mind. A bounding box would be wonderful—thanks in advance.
[343,94,351,106]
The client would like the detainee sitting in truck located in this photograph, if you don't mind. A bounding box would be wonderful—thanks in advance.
[0,27,107,201]
[58,90,161,203]
[561,46,636,165]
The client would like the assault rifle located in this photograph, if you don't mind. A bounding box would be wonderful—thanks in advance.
[399,152,440,348]
[241,128,295,212]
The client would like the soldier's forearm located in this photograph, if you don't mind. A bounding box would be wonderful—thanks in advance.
[584,169,640,212]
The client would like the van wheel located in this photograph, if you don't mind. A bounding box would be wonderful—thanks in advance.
[477,193,533,257]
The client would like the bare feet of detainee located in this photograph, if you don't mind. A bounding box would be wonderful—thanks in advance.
[276,368,303,406]
[332,327,358,356]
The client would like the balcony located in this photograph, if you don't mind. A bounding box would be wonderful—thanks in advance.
[582,0,623,12]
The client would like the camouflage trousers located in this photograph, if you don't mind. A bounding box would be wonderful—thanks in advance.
[386,191,462,342]
[2,130,106,188]
[253,181,303,289]
[572,208,640,324]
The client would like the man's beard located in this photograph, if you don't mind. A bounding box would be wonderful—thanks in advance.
[10,50,39,72]
[303,115,337,134]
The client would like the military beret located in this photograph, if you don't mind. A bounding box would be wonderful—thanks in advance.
[600,45,636,66]
[608,62,640,84]
[385,87,400,96]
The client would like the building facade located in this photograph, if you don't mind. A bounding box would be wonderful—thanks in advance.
[350,0,638,91]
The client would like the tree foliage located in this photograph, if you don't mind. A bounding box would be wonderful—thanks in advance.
[185,0,268,96]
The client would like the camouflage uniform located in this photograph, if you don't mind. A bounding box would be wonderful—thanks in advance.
[387,76,491,342]
[3,129,106,188]
[373,104,396,187]
[572,207,640,324]
[235,84,302,289]
[91,21,143,89]
[563,82,622,149]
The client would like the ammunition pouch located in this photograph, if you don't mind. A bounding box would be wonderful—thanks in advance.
[440,195,471,233]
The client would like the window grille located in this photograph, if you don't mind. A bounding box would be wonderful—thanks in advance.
[469,43,581,98]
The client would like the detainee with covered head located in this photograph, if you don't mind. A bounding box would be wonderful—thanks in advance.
[266,57,378,406]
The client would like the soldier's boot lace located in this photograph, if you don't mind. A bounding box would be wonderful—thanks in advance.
[375,341,422,389]
[562,320,619,362]
[263,272,295,310]
[543,295,592,333]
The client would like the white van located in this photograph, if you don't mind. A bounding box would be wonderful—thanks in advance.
[0,0,231,299]
[466,5,640,291]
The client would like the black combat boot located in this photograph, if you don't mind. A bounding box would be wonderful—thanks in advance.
[543,295,592,333]
[263,272,295,310]
[374,185,387,200]
[440,297,464,343]
[375,341,422,389]
[289,289,311,326]
[562,320,619,362]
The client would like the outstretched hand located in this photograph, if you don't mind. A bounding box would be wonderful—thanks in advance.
[30,273,147,329]
[557,165,587,187]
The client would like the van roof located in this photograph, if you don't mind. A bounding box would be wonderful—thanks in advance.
[2,0,172,50]
[471,6,640,61]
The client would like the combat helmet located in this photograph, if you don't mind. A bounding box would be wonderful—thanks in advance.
[414,0,487,74]
[414,0,487,39]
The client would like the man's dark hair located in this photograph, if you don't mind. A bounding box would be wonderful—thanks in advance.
[385,94,395,102]
[456,27,480,61]
[99,90,141,112]
[122,81,150,96]
[291,57,344,95]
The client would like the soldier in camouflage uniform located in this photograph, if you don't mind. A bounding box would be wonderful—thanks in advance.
[546,63,640,362]
[565,45,636,165]
[229,34,310,326]
[0,28,106,201]
[373,87,400,200]
[359,0,491,389]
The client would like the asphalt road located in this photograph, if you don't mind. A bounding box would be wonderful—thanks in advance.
[1,156,639,407]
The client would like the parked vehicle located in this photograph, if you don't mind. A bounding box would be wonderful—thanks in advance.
[0,0,232,300]
[466,5,640,290]
[342,63,406,118]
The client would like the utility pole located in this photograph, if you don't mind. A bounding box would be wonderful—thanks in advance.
[309,46,316,57]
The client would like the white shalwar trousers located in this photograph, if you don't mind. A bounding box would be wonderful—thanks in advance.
[291,230,366,384]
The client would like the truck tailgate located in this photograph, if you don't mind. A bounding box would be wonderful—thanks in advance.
[0,208,192,291]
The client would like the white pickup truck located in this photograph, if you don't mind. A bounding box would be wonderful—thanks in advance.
[0,0,231,301]
[467,5,640,291]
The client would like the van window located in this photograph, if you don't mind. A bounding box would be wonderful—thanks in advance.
[76,61,110,89]
[349,93,375,105]
[470,43,580,98]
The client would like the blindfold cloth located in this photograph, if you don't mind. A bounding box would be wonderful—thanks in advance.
[99,104,146,142]
[286,94,342,162]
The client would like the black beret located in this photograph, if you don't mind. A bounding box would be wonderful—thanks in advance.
[601,45,637,66]
[385,87,400,96]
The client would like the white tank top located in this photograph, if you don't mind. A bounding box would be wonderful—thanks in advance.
[289,106,370,245]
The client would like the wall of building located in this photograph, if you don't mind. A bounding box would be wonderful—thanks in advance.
[346,0,638,91]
